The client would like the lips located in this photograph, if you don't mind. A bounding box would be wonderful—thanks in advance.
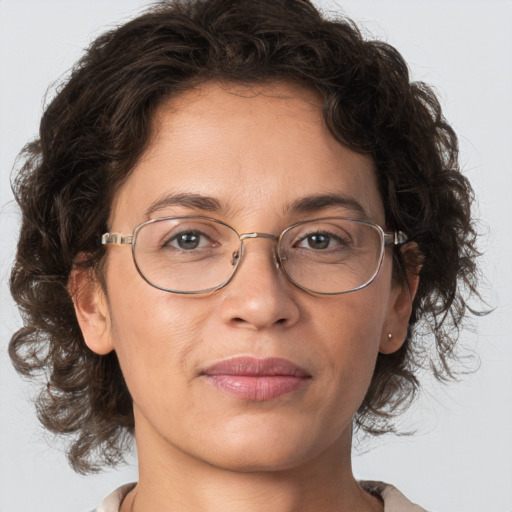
[202,357,311,401]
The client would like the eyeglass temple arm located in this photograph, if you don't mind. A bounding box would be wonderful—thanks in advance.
[100,233,133,246]
[384,231,408,247]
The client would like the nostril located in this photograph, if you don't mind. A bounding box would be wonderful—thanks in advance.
[232,316,287,326]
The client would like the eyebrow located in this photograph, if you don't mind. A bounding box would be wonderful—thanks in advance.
[143,191,368,221]
[144,192,222,220]
[286,193,368,218]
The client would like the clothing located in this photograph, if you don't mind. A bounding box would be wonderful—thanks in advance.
[361,481,427,511]
[92,481,427,511]
[92,484,135,512]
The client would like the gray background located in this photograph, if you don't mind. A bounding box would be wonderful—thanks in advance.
[1,1,511,511]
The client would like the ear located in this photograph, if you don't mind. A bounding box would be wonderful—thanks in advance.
[379,242,422,354]
[68,260,114,355]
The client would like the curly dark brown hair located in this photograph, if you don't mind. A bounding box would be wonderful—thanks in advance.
[9,0,480,473]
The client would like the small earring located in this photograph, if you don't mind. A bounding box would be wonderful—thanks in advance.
[387,333,392,340]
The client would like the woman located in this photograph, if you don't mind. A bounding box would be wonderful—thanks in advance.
[9,1,480,510]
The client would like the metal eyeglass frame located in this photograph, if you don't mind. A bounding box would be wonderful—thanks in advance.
[100,215,408,295]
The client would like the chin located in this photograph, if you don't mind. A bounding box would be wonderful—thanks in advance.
[193,424,340,474]
[206,447,312,473]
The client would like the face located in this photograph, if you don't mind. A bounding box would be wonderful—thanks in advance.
[77,81,412,473]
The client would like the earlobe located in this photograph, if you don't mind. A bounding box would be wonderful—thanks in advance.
[379,243,421,354]
[68,262,114,355]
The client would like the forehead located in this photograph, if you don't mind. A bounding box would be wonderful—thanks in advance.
[110,81,384,229]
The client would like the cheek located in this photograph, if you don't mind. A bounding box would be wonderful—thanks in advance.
[308,279,391,398]
[104,253,211,404]
[315,290,386,353]
[315,304,380,383]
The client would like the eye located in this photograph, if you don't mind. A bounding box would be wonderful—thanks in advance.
[164,230,212,250]
[300,233,330,250]
[295,231,347,250]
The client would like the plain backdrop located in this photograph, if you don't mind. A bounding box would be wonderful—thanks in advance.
[1,1,511,511]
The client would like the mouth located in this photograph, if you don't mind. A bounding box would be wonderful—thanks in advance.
[201,357,312,401]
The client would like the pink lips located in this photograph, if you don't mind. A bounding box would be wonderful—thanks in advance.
[202,357,311,401]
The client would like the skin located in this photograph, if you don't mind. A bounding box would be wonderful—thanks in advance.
[72,81,418,512]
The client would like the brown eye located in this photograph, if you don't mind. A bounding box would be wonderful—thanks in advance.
[175,232,201,250]
[163,230,211,251]
[304,233,331,250]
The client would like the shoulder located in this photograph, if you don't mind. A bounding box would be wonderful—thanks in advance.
[360,481,428,512]
[91,483,136,512]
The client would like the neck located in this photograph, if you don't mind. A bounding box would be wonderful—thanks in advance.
[122,414,382,512]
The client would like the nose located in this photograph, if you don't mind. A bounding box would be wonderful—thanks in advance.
[219,237,300,330]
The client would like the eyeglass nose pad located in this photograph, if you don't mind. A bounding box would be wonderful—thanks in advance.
[230,250,240,266]
[274,249,284,268]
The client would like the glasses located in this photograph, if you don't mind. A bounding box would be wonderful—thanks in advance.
[101,216,407,295]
